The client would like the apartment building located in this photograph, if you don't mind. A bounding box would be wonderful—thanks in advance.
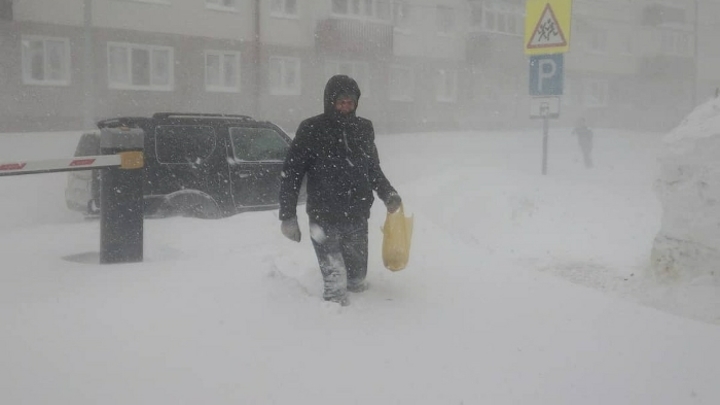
[561,0,700,130]
[0,0,469,132]
[1,0,718,133]
[464,0,526,128]
[2,0,260,132]
[465,0,719,131]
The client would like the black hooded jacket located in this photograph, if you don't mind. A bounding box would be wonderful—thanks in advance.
[279,75,397,223]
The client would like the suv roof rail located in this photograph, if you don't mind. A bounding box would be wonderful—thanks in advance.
[152,112,254,120]
[97,117,151,129]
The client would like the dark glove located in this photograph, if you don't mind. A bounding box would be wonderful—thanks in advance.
[385,193,402,213]
[281,217,301,242]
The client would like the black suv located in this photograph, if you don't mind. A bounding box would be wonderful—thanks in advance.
[66,112,299,219]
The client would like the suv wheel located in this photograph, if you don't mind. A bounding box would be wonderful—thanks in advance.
[162,192,221,220]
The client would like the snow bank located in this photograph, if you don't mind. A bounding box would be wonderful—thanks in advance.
[652,98,720,281]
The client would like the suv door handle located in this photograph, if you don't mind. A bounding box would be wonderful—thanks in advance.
[236,171,251,178]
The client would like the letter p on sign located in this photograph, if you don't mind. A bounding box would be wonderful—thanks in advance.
[529,54,564,97]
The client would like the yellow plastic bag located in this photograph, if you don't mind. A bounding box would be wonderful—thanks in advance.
[382,204,414,271]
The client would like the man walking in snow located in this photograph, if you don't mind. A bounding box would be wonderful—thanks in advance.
[572,117,594,168]
[278,75,402,306]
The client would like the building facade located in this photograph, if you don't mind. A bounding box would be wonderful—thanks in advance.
[564,0,702,130]
[1,0,718,133]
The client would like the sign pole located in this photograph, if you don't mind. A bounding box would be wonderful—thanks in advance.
[526,0,572,176]
[542,114,549,175]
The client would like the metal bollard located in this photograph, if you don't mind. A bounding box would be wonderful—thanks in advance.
[100,127,145,264]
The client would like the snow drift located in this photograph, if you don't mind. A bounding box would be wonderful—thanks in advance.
[652,97,720,281]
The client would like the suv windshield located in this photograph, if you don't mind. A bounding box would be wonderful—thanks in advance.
[229,127,289,162]
[155,125,216,164]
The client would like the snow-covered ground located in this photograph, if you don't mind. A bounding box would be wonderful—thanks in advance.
[1,126,719,404]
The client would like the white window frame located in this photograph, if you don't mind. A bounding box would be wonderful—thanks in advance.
[271,0,298,18]
[331,0,392,22]
[389,65,414,102]
[583,79,608,108]
[473,1,523,37]
[324,60,371,98]
[107,42,174,91]
[392,1,412,32]
[205,50,241,93]
[437,69,458,103]
[586,26,608,54]
[436,5,455,35]
[470,2,484,29]
[269,56,301,96]
[21,36,71,86]
[661,30,692,57]
[205,0,237,12]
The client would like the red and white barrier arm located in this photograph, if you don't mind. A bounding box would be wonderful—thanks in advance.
[0,155,122,177]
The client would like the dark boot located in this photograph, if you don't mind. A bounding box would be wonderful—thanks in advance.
[347,280,369,293]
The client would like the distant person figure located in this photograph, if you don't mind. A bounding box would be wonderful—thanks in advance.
[572,118,594,168]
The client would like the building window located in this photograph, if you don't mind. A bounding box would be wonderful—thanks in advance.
[472,0,523,36]
[21,36,70,86]
[332,0,348,14]
[470,2,483,27]
[271,0,297,16]
[1,0,12,20]
[661,31,692,57]
[583,79,608,108]
[376,0,391,20]
[331,0,392,21]
[206,0,236,11]
[436,6,454,34]
[107,42,174,91]
[586,26,608,54]
[269,56,301,95]
[389,65,414,101]
[437,69,457,103]
[642,4,686,25]
[205,51,240,93]
[391,1,411,30]
[623,30,634,55]
[325,60,370,97]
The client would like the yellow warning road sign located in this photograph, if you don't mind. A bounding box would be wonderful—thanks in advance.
[524,0,572,55]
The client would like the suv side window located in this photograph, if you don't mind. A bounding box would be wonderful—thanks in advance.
[74,133,100,156]
[155,125,216,164]
[229,127,289,162]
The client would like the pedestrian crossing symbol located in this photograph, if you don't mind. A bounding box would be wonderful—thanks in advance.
[524,0,572,55]
[527,4,566,49]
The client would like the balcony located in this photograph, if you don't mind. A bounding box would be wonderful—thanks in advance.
[638,55,694,78]
[315,18,393,58]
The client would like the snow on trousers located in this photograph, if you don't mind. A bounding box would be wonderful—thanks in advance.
[310,219,368,301]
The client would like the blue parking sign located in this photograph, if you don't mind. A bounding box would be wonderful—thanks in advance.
[529,54,564,96]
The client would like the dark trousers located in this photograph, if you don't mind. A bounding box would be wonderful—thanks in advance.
[578,135,593,168]
[309,219,368,301]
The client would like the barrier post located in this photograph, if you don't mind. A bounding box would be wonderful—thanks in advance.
[100,127,144,264]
